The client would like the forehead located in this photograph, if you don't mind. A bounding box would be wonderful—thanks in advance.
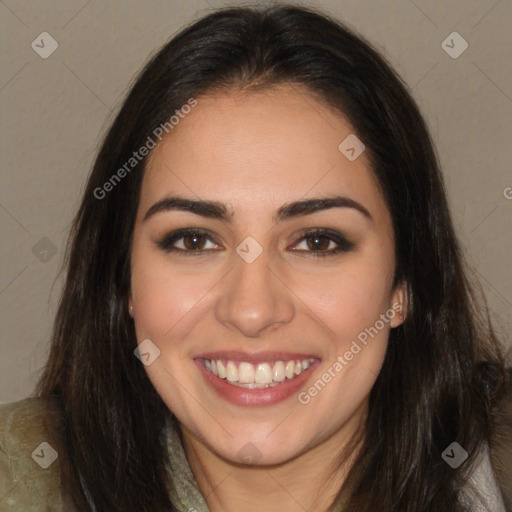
[140,84,389,223]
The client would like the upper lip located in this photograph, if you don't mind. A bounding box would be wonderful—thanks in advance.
[194,351,320,364]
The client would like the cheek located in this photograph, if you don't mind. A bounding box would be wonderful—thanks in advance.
[291,259,394,347]
[130,258,205,403]
[130,246,206,343]
[291,260,393,429]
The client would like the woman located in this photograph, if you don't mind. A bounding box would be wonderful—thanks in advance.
[1,4,510,511]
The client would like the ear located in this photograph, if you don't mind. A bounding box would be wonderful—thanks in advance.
[389,283,408,328]
[128,294,134,318]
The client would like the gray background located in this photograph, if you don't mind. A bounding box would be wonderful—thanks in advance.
[1,0,511,403]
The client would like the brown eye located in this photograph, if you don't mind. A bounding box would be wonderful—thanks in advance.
[291,229,354,257]
[304,234,331,251]
[157,229,221,255]
[182,233,207,250]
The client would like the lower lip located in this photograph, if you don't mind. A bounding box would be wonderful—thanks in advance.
[194,359,320,407]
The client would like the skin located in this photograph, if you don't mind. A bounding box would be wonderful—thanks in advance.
[129,84,406,512]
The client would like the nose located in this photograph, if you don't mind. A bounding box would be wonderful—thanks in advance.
[214,249,295,338]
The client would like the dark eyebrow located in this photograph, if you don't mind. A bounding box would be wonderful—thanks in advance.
[143,195,372,223]
[275,196,372,223]
[143,196,231,222]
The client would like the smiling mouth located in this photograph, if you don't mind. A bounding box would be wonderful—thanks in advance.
[200,358,316,389]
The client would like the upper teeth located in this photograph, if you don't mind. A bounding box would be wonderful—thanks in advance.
[204,358,314,387]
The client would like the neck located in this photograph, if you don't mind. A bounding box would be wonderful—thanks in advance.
[181,404,366,512]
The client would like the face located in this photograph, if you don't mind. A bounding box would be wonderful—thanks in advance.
[129,84,405,466]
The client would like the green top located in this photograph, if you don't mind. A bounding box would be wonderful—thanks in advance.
[0,397,209,512]
[0,397,508,511]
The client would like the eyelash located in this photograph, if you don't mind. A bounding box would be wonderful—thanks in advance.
[156,228,354,258]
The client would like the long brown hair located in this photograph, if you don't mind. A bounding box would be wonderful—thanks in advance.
[35,4,508,511]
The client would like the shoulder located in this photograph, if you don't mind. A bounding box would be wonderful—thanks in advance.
[0,397,68,511]
[0,395,58,426]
